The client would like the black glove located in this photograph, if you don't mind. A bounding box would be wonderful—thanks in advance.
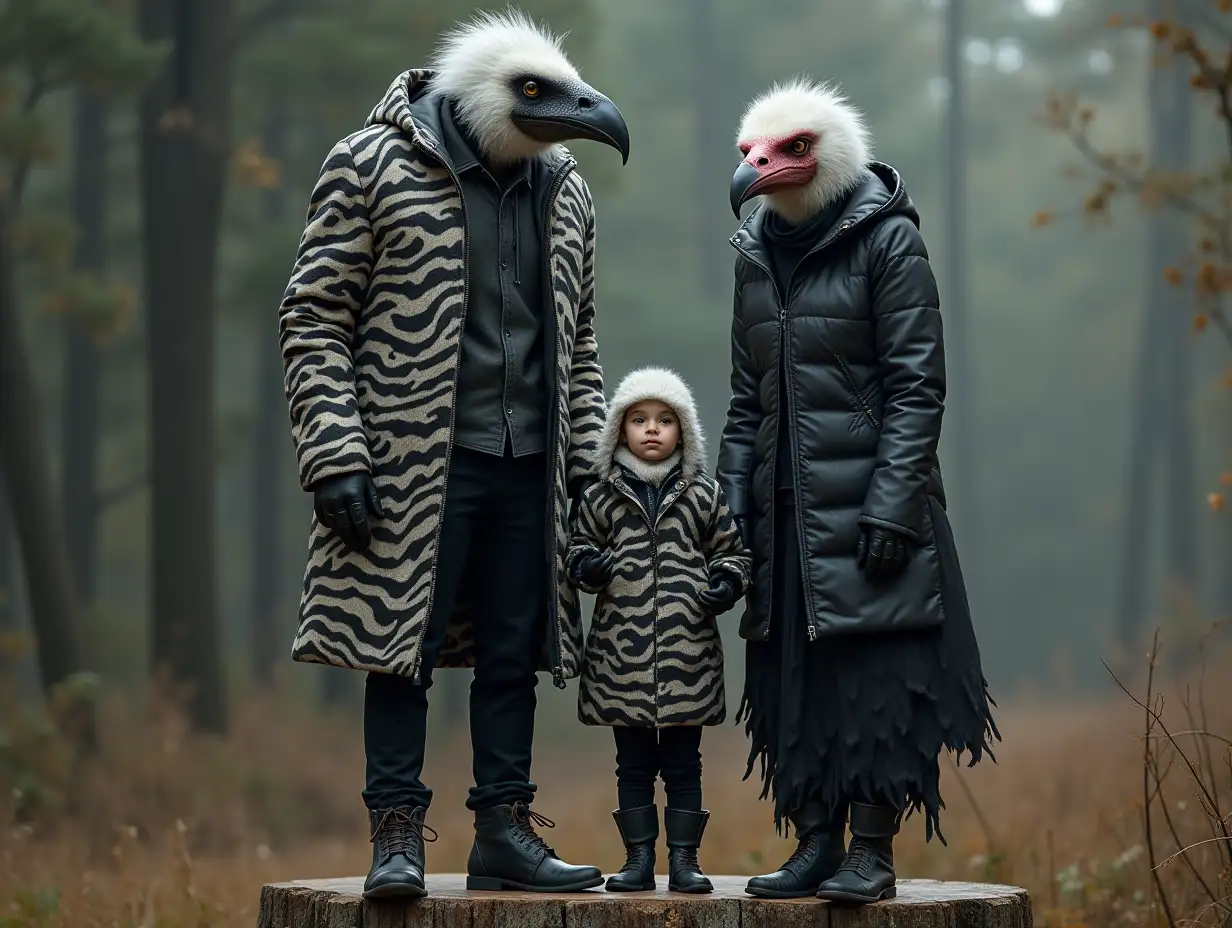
[698,569,742,615]
[856,524,911,583]
[569,547,614,589]
[312,472,384,553]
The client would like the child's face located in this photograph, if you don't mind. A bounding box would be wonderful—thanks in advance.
[622,400,681,462]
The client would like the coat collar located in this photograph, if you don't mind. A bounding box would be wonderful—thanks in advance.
[364,69,572,175]
[730,161,914,270]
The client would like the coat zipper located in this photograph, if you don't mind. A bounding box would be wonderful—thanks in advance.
[410,136,470,685]
[542,154,576,690]
[729,216,857,643]
[780,303,818,641]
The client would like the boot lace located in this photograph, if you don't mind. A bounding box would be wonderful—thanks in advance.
[509,802,556,856]
[838,842,877,876]
[621,844,654,873]
[372,808,438,860]
[781,831,822,874]
[672,845,701,871]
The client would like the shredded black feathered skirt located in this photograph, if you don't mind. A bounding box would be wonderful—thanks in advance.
[737,498,1000,843]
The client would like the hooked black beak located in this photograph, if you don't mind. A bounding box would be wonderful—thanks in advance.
[730,161,760,218]
[511,79,631,165]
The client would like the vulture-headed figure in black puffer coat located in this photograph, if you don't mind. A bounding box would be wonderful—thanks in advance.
[717,78,1000,904]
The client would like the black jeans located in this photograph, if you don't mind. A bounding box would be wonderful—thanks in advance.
[362,446,548,813]
[612,726,704,811]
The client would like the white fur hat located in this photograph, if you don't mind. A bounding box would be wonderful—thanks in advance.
[597,367,705,481]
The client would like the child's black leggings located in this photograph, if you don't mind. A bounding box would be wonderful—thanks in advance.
[612,725,703,811]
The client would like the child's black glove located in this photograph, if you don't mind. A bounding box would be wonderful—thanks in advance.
[698,569,742,615]
[568,547,614,589]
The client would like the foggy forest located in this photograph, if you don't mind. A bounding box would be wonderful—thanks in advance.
[0,0,1230,925]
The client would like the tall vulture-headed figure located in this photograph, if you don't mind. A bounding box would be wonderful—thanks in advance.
[718,79,999,903]
[279,11,629,898]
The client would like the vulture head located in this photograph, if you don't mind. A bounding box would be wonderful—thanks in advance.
[730,79,870,224]
[430,9,630,165]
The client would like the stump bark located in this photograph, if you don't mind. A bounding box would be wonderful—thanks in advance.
[257,874,1032,928]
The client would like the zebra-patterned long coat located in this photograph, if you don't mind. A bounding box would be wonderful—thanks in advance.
[567,368,752,727]
[279,70,605,683]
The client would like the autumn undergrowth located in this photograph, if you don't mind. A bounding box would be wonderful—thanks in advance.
[0,636,1228,928]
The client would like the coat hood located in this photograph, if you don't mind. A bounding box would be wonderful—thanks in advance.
[364,68,571,166]
[599,367,706,483]
[731,161,920,261]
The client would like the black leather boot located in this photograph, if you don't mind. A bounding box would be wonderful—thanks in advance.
[665,808,713,894]
[466,802,605,892]
[816,802,900,903]
[363,807,436,899]
[744,801,847,898]
[606,805,658,891]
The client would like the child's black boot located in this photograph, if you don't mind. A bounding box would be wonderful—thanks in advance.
[606,805,657,891]
[665,808,713,894]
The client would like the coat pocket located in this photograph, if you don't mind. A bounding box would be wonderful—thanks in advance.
[833,352,881,431]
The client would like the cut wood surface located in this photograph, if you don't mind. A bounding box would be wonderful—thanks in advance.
[257,874,1032,928]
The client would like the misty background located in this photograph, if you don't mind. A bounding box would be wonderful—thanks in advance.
[1,0,1229,745]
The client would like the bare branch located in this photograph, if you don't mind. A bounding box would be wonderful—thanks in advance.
[1156,836,1232,869]
[1105,655,1232,839]
[1136,633,1179,928]
[1145,730,1232,749]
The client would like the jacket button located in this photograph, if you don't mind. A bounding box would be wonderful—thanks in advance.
[676,480,686,490]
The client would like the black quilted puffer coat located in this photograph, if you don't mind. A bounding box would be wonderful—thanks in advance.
[717,162,961,642]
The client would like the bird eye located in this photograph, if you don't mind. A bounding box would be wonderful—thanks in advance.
[522,80,539,97]
[791,138,809,155]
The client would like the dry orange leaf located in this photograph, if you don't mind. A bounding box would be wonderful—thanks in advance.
[1193,312,1209,332]
[1107,13,1124,27]
[1032,211,1052,228]
[1209,492,1226,512]
[1164,265,1184,285]
[1219,472,1232,486]
[1150,20,1172,39]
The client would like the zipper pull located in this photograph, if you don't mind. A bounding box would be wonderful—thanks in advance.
[806,625,818,642]
[552,667,565,689]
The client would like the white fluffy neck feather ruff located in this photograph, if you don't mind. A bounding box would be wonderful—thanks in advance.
[598,367,706,483]
[737,77,872,223]
[428,8,580,164]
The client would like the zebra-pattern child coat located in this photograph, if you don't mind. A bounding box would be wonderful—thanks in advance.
[568,368,752,727]
[279,70,605,683]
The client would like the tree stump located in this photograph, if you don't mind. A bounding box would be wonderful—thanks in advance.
[257,874,1032,928]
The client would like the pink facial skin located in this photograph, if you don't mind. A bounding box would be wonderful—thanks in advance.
[737,130,819,196]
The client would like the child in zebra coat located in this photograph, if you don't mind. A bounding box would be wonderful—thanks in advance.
[566,367,752,894]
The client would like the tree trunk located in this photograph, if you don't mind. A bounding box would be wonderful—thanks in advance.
[1114,300,1163,648]
[0,467,18,654]
[1154,23,1197,606]
[62,91,109,604]
[138,0,233,733]
[251,101,286,687]
[943,0,981,600]
[0,215,85,695]
[690,0,725,299]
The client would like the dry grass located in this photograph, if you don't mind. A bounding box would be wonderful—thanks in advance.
[0,645,1229,928]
